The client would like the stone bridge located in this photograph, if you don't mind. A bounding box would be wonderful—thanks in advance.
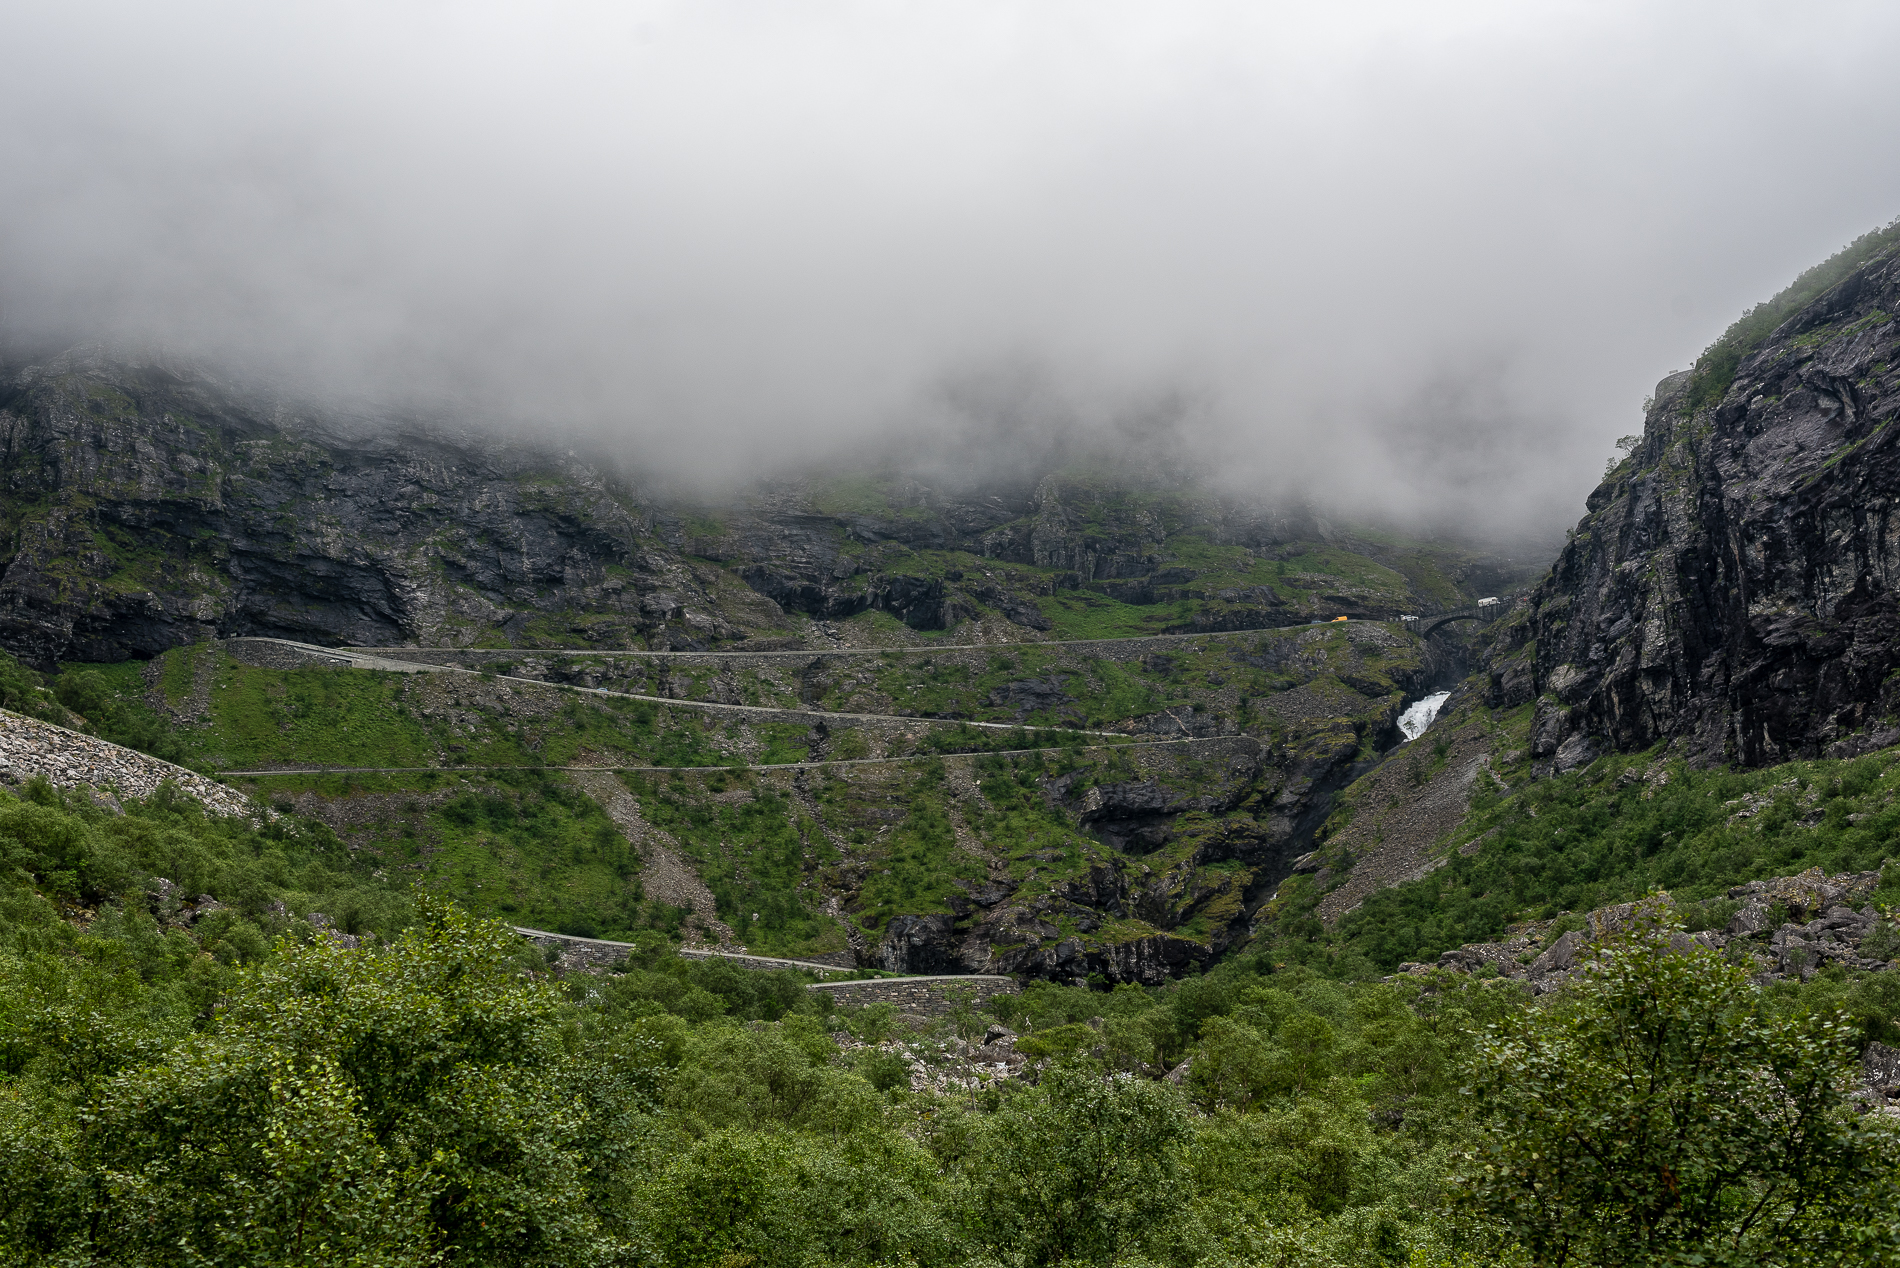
[1416,605,1501,637]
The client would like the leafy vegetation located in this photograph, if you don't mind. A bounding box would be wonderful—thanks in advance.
[1276,745,1900,975]
[0,651,188,767]
[0,652,68,725]
[1,697,1899,1264]
[52,663,188,765]
[1685,216,1900,410]
[791,622,1418,737]
[1464,912,1899,1266]
[4,785,1894,1268]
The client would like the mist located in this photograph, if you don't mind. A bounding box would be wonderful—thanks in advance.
[5,1,1900,538]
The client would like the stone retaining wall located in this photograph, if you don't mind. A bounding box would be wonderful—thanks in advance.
[514,926,1019,1015]
[808,976,1020,1015]
[515,927,647,972]
[0,709,256,818]
[516,927,861,974]
[680,947,858,969]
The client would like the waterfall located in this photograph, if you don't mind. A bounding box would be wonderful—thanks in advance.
[1398,691,1450,742]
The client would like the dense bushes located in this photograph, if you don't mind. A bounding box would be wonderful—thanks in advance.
[0,776,402,938]
[0,776,411,1076]
[1463,913,1900,1266]
[51,667,189,764]
[0,783,1516,1267]
[1,781,1898,1265]
[0,652,69,725]
[5,904,626,1267]
[0,650,194,765]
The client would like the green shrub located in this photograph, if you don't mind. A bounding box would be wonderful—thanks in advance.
[1462,910,1898,1263]
[1684,217,1900,410]
[0,652,65,725]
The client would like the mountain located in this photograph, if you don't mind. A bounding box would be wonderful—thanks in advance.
[47,212,1900,980]
[1245,219,1900,978]
[24,210,1900,985]
[1487,221,1900,770]
[0,345,1540,668]
[0,344,1555,979]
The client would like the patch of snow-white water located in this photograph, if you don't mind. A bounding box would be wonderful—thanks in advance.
[1398,691,1451,742]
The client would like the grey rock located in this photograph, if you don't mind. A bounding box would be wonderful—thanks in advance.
[1529,928,1586,975]
[1553,732,1597,773]
[1865,1040,1900,1089]
[305,911,362,949]
[1488,250,1900,765]
[1421,867,1889,993]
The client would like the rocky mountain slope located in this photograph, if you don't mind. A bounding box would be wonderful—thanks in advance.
[114,619,1449,983]
[1177,221,1900,974]
[47,219,1900,986]
[1489,222,1900,769]
[0,346,1539,668]
[1413,867,1894,992]
[0,338,1540,983]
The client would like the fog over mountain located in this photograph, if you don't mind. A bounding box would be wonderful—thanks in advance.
[5,1,1900,536]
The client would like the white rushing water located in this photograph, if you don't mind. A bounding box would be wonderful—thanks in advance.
[1397,691,1451,742]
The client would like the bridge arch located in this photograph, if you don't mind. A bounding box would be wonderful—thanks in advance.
[1415,606,1496,636]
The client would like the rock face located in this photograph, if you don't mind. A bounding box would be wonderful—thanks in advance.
[1492,238,1900,765]
[668,472,1399,634]
[1411,868,1892,993]
[0,347,1539,667]
[856,728,1392,985]
[0,345,1545,985]
[0,348,772,664]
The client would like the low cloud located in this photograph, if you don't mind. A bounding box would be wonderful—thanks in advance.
[4,0,1900,536]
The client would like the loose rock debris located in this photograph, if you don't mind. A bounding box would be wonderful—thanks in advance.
[0,708,256,818]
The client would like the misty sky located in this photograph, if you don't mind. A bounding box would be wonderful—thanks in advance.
[5,1,1900,536]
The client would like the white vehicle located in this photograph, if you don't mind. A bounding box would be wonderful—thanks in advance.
[1477,596,1501,609]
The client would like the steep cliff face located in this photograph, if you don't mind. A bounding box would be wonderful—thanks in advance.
[1492,231,1900,766]
[0,348,777,663]
[0,346,1538,668]
[673,473,1338,632]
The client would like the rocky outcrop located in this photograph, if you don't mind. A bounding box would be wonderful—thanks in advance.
[856,732,1380,985]
[1490,237,1900,765]
[0,348,773,663]
[1408,868,1891,993]
[685,473,1379,635]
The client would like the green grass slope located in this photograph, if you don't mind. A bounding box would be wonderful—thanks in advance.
[388,619,1431,743]
[1262,710,1900,978]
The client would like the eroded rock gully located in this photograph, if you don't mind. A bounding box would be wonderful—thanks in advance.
[844,728,1383,985]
